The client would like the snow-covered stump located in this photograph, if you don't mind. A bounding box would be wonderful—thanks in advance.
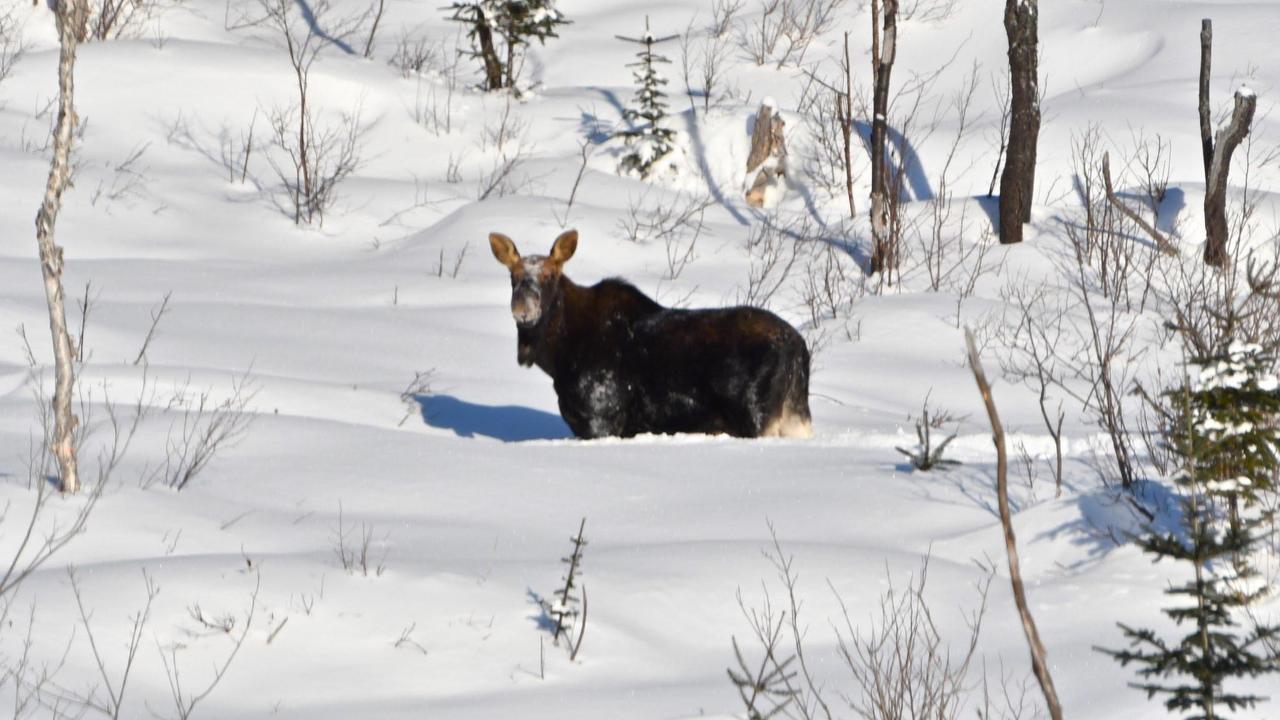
[744,99,786,208]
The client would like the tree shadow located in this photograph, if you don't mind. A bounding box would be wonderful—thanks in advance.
[293,0,356,55]
[414,394,571,441]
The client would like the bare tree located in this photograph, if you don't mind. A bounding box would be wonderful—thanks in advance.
[998,0,1039,245]
[868,0,898,274]
[965,328,1064,720]
[34,0,90,493]
[261,0,365,226]
[1197,19,1261,268]
[1202,89,1258,267]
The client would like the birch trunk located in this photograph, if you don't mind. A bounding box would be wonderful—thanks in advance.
[34,0,89,494]
[868,0,897,274]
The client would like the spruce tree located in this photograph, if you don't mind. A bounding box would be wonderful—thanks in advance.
[1100,343,1280,719]
[616,18,678,178]
[446,1,567,91]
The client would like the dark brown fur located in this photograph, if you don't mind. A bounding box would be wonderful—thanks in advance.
[491,230,812,439]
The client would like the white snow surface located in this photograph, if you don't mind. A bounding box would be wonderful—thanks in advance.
[0,0,1278,718]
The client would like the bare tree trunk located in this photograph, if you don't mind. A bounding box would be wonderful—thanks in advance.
[868,0,897,274]
[999,0,1039,245]
[841,31,855,219]
[1198,19,1213,184]
[1203,88,1257,267]
[475,16,504,91]
[362,0,385,59]
[745,101,786,208]
[965,329,1064,720]
[34,0,89,494]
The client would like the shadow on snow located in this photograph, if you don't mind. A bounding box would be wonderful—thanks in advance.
[415,394,572,442]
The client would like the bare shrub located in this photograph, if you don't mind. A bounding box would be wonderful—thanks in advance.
[218,110,257,185]
[389,31,436,77]
[709,0,746,37]
[88,0,154,41]
[739,214,806,309]
[145,373,258,491]
[89,143,151,212]
[796,34,856,216]
[617,190,714,245]
[838,557,992,719]
[332,502,387,577]
[730,526,1006,720]
[1066,127,1160,313]
[396,368,435,426]
[900,0,958,22]
[0,8,25,88]
[736,0,846,69]
[62,568,158,719]
[799,240,860,328]
[158,574,260,720]
[999,281,1068,496]
[260,0,367,226]
[408,32,464,136]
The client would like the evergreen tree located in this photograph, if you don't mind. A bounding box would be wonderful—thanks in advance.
[1100,343,1280,719]
[446,1,567,91]
[616,18,678,178]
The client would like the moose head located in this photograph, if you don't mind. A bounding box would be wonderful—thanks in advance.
[489,229,578,328]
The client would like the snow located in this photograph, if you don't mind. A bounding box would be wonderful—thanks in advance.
[0,0,1278,719]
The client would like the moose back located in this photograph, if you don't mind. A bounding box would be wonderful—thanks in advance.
[490,229,812,439]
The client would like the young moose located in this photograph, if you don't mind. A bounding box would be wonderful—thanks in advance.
[490,229,812,439]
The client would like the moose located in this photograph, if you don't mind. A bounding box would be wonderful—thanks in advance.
[489,229,812,439]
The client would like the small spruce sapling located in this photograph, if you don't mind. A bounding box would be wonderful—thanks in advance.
[1099,343,1280,719]
[616,18,679,178]
[546,517,588,661]
[446,0,568,92]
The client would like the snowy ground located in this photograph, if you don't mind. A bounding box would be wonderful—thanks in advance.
[0,0,1279,717]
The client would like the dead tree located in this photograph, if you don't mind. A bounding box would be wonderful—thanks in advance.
[839,31,854,218]
[34,0,89,493]
[745,101,787,208]
[998,0,1039,245]
[1198,19,1213,182]
[868,0,897,273]
[1101,151,1176,255]
[966,328,1064,720]
[1199,19,1257,267]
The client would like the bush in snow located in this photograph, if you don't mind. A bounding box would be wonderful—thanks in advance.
[895,395,960,472]
[1100,343,1280,718]
[616,19,679,179]
[445,0,568,92]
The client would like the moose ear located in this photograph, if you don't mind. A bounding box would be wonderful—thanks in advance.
[489,233,521,270]
[549,229,578,265]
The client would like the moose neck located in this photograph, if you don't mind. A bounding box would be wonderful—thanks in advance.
[517,274,585,375]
